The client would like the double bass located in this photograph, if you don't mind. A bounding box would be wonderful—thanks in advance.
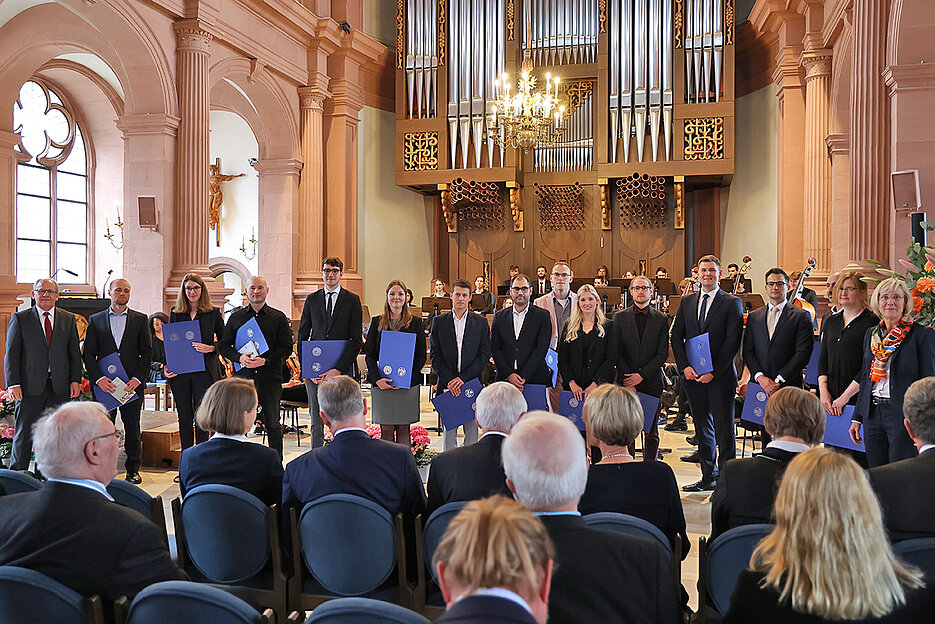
[732,256,753,294]
[789,257,818,329]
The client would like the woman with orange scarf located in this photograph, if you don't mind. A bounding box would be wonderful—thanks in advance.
[850,277,935,467]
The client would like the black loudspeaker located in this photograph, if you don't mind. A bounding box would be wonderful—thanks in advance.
[892,170,921,212]
[138,196,158,230]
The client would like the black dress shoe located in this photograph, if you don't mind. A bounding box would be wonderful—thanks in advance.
[125,472,142,485]
[686,435,698,445]
[680,451,701,463]
[657,414,668,426]
[682,479,717,492]
[665,419,688,432]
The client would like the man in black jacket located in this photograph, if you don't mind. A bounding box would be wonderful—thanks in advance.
[82,278,152,484]
[297,257,363,447]
[219,275,294,458]
[491,275,553,390]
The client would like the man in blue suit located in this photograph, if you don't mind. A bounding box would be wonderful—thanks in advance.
[491,275,553,390]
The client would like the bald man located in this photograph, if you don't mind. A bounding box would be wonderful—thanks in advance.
[83,278,152,483]
[219,276,294,457]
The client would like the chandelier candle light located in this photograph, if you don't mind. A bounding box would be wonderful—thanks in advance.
[489,67,566,152]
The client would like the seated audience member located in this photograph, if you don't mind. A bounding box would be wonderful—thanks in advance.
[502,411,678,624]
[0,402,185,605]
[280,351,308,404]
[869,377,935,541]
[724,447,934,623]
[578,384,688,554]
[282,375,425,521]
[434,496,553,624]
[178,377,284,506]
[426,382,527,514]
[710,387,825,540]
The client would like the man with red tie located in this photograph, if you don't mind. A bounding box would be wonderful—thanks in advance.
[4,278,82,471]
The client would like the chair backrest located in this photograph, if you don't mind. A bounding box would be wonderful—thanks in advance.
[303,596,431,624]
[894,537,935,580]
[0,566,103,624]
[126,580,262,624]
[582,512,673,562]
[107,478,159,522]
[421,501,468,581]
[705,523,774,614]
[179,484,271,583]
[0,469,42,494]
[298,494,397,595]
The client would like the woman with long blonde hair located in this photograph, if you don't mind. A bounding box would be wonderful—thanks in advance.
[724,447,931,622]
[557,284,615,402]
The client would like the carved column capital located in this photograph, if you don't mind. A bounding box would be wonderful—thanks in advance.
[801,49,833,80]
[825,133,849,157]
[298,86,329,111]
[173,20,212,52]
[252,158,303,178]
[115,114,181,138]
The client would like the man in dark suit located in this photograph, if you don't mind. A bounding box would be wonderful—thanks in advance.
[491,275,553,390]
[282,375,425,520]
[531,265,551,299]
[614,275,670,461]
[671,255,744,491]
[500,265,521,294]
[297,257,363,448]
[426,382,526,514]
[219,275,294,458]
[0,402,185,606]
[82,278,152,484]
[4,278,82,471]
[430,279,492,450]
[710,387,825,539]
[502,412,678,624]
[869,377,935,542]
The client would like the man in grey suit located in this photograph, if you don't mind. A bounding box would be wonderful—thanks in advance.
[4,279,82,471]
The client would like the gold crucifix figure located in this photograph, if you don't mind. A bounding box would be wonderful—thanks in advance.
[208,157,245,245]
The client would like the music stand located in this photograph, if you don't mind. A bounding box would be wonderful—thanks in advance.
[594,286,623,311]
[720,278,752,293]
[470,293,489,311]
[496,285,509,296]
[740,294,766,312]
[653,278,676,296]
[496,295,511,310]
[669,295,684,317]
[570,278,592,292]
[422,297,451,317]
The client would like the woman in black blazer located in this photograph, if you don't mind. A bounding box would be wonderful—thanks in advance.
[558,284,617,400]
[167,273,226,450]
[850,277,935,467]
[178,377,283,506]
[365,279,427,446]
[148,312,169,383]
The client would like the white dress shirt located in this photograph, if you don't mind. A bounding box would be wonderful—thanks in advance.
[453,309,468,371]
[754,300,788,384]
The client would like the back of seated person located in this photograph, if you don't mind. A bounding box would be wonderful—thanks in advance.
[0,401,185,606]
[179,377,284,506]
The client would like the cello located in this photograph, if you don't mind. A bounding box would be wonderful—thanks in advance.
[732,256,753,294]
[789,257,818,329]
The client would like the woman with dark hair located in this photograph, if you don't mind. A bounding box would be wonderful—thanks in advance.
[365,279,427,445]
[167,273,226,450]
[148,311,169,383]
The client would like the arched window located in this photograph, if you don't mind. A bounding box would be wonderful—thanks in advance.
[13,80,89,285]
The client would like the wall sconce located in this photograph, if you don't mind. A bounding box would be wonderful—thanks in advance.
[104,203,125,250]
[240,227,257,261]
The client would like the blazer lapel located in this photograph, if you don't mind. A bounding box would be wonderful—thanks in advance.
[29,309,49,350]
[701,291,722,332]
[97,313,118,353]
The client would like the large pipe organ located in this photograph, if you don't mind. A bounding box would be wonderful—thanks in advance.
[396,0,735,286]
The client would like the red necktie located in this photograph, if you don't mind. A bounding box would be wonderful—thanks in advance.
[44,312,52,344]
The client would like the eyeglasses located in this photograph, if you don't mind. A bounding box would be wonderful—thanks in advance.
[322,268,341,275]
[89,429,124,445]
[511,286,530,292]
[34,289,58,295]
[765,281,787,288]
[184,286,202,291]
[839,287,857,293]
[880,294,905,302]
[630,286,652,291]
[551,272,571,279]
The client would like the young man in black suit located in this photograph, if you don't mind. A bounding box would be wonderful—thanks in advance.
[426,382,526,514]
[4,278,82,471]
[430,279,492,450]
[297,257,363,448]
[490,275,553,390]
[869,377,935,542]
[614,275,670,461]
[531,265,551,299]
[82,278,153,484]
[671,255,744,492]
[710,387,824,539]
[502,412,678,624]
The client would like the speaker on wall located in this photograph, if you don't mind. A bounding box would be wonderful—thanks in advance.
[891,170,921,213]
[138,196,158,230]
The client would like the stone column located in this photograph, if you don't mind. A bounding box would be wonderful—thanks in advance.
[253,158,302,315]
[801,50,833,273]
[826,133,851,272]
[849,0,890,266]
[0,130,27,385]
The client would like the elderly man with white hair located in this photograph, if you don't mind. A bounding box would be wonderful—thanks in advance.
[502,411,678,624]
[0,401,184,605]
[426,381,527,514]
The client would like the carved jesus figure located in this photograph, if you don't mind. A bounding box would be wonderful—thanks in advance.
[208,159,245,244]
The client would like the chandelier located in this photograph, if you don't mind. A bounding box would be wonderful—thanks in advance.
[489,62,566,152]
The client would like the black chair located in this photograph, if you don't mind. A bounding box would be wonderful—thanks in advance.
[300,596,431,623]
[121,580,273,624]
[0,565,104,624]
[699,523,774,619]
[894,537,935,580]
[412,500,467,617]
[0,468,42,494]
[107,478,169,548]
[172,484,288,620]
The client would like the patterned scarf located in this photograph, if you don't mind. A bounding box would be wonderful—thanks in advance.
[869,320,913,383]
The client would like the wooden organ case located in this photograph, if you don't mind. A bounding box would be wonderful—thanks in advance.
[396,0,735,287]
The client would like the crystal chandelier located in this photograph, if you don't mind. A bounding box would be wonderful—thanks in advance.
[489,60,566,152]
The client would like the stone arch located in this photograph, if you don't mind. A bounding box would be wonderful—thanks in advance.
[886,0,935,66]
[829,25,852,136]
[209,256,251,284]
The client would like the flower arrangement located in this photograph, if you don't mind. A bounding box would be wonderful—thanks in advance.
[870,227,935,326]
[77,378,93,401]
[0,388,15,419]
[323,423,438,467]
[0,422,13,460]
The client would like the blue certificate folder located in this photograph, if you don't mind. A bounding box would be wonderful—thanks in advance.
[162,320,205,374]
[804,341,821,385]
[432,378,483,430]
[233,317,270,372]
[92,352,139,411]
[686,333,714,375]
[824,405,865,452]
[546,349,559,386]
[377,330,417,387]
[301,340,350,379]
[740,381,769,426]
[557,390,586,431]
[637,392,661,433]
[522,384,549,412]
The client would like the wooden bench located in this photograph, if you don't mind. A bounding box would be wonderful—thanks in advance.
[141,422,182,468]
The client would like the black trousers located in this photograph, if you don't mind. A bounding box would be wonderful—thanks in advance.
[11,378,67,470]
[108,397,143,474]
[255,378,283,457]
[169,371,213,449]
[305,379,324,448]
[865,401,917,468]
[685,377,736,482]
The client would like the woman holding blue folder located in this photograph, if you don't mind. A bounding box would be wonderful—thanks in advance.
[365,280,426,445]
[168,273,226,450]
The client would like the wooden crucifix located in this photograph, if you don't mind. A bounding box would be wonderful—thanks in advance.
[208,157,245,245]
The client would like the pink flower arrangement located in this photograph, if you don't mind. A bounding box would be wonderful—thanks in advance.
[0,423,13,440]
[322,423,437,466]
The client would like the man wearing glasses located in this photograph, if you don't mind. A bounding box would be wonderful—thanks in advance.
[4,278,82,472]
[613,276,671,460]
[534,262,577,351]
[491,274,553,390]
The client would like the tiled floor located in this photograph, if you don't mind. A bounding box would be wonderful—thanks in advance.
[124,388,735,613]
